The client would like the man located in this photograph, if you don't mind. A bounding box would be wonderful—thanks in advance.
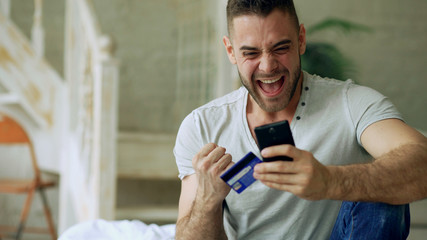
[174,0,427,239]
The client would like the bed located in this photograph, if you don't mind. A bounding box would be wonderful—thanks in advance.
[59,219,175,240]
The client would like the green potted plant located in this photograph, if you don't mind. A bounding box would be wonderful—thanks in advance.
[302,18,372,81]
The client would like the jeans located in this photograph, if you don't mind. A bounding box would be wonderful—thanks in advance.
[330,201,410,240]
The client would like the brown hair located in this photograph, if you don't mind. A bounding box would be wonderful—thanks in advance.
[226,0,300,35]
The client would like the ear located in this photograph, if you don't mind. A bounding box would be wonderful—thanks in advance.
[298,24,307,55]
[223,36,237,64]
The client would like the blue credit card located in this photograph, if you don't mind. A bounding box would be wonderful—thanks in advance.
[220,152,262,194]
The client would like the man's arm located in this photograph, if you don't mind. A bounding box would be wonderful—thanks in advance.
[175,143,232,240]
[254,119,427,204]
[176,175,227,240]
[329,118,427,204]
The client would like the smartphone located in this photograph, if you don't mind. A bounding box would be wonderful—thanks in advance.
[254,120,295,161]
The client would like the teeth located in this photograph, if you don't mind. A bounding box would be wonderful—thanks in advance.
[259,77,281,84]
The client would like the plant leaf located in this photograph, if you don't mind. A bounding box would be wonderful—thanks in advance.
[302,42,356,81]
[307,18,373,36]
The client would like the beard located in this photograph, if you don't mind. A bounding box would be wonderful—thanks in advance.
[239,58,301,113]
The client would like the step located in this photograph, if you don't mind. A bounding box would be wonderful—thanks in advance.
[117,132,178,179]
[0,12,64,129]
[411,199,427,227]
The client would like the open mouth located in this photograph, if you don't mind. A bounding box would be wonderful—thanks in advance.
[257,76,285,97]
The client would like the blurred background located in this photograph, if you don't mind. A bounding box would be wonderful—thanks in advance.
[0,0,426,239]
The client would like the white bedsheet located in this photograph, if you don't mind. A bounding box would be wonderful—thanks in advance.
[59,219,176,240]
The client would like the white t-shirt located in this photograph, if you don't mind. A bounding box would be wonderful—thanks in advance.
[174,72,402,240]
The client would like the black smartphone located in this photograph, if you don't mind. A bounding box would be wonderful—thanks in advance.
[254,120,295,161]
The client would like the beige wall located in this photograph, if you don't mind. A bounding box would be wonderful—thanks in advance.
[92,0,181,133]
[91,0,427,132]
[3,0,427,235]
[10,0,65,77]
[11,0,426,131]
[92,0,227,134]
[296,0,427,130]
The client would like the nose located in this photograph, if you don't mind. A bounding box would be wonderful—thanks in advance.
[258,54,278,73]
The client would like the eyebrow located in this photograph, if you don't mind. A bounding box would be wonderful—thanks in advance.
[239,46,258,51]
[239,39,292,51]
[272,39,292,48]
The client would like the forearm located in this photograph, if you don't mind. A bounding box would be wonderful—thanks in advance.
[328,142,427,204]
[175,143,233,239]
[176,198,227,240]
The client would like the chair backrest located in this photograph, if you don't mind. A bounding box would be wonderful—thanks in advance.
[0,113,41,180]
[0,114,30,143]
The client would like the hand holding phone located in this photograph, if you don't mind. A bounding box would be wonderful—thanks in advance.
[254,120,295,161]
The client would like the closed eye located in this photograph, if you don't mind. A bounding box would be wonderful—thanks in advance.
[274,46,290,54]
[242,51,260,58]
[271,39,292,54]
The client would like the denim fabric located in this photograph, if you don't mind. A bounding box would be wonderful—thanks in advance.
[330,201,410,240]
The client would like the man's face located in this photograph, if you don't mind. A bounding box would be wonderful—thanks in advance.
[223,9,306,112]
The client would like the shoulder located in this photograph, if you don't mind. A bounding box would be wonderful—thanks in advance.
[305,72,353,91]
[346,83,386,102]
[303,72,354,104]
[197,87,246,110]
[191,87,246,119]
[177,87,246,137]
[304,72,385,101]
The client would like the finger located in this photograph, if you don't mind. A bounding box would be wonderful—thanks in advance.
[199,143,218,157]
[208,146,227,163]
[261,180,295,192]
[224,160,235,171]
[254,171,301,185]
[261,144,301,160]
[217,153,233,171]
[192,143,218,168]
[260,181,315,200]
[254,161,297,174]
[256,172,304,189]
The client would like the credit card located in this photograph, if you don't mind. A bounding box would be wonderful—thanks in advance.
[220,152,262,194]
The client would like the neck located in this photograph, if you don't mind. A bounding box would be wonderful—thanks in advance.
[247,71,303,129]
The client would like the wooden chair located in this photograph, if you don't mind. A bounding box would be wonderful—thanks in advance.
[0,113,57,240]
